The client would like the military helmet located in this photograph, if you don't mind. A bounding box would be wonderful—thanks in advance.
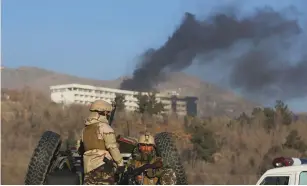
[89,100,113,112]
[138,132,155,146]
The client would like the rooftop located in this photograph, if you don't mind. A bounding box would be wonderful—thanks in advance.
[49,83,187,99]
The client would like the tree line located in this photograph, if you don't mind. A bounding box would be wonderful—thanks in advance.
[114,92,165,115]
[184,99,306,166]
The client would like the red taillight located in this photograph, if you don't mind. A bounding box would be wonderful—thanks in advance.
[272,157,294,167]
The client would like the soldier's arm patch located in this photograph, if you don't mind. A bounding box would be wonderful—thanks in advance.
[97,123,115,140]
[104,133,118,149]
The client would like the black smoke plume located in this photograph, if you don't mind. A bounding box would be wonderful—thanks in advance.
[120,6,306,101]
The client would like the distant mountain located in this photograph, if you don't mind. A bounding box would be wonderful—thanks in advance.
[1,66,121,94]
[1,66,258,117]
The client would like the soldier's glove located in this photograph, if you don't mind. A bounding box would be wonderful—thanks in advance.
[152,157,163,169]
[103,157,115,173]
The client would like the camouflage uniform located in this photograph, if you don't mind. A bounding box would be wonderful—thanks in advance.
[127,132,176,185]
[79,100,124,185]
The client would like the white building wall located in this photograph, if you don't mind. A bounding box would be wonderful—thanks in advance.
[50,83,188,115]
[51,91,76,105]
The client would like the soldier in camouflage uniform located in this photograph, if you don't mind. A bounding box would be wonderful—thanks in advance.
[78,100,124,185]
[127,132,177,185]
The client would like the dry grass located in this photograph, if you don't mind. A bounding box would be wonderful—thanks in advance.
[1,88,307,185]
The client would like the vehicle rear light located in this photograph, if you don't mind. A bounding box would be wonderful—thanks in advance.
[272,157,307,168]
[300,158,307,164]
[272,157,294,167]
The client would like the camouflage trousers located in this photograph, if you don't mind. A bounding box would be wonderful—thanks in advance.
[84,164,115,185]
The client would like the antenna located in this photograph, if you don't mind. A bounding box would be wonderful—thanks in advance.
[142,111,147,135]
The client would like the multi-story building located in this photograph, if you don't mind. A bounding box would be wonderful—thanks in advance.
[50,83,198,116]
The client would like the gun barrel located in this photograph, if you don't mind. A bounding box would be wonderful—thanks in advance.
[117,161,160,184]
[109,103,117,126]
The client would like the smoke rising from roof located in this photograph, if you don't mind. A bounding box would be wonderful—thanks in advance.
[120,6,306,101]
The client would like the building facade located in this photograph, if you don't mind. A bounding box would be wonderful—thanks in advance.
[50,83,197,116]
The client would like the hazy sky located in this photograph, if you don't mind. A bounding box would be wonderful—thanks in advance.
[2,0,307,112]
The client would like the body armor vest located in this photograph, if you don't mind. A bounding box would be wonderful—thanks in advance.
[82,124,106,151]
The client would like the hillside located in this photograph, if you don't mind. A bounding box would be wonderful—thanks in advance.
[2,88,307,184]
[1,66,122,93]
[1,66,258,117]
